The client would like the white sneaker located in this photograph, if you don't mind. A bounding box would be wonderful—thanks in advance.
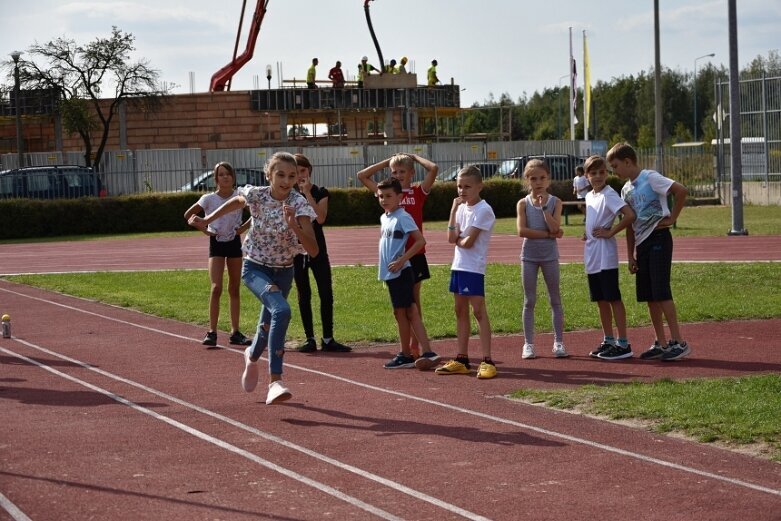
[265,380,292,405]
[522,343,536,359]
[552,342,569,358]
[241,346,259,392]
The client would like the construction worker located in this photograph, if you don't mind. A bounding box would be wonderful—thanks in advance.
[307,58,318,89]
[398,56,408,74]
[357,56,378,88]
[427,59,439,87]
[386,59,399,74]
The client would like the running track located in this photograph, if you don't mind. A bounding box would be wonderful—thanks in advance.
[1,231,780,520]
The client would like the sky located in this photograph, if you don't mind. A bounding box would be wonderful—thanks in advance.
[0,1,778,107]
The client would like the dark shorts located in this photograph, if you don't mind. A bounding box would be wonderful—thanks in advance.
[409,253,431,283]
[209,236,243,258]
[449,270,485,297]
[587,268,622,302]
[635,228,673,302]
[386,267,416,309]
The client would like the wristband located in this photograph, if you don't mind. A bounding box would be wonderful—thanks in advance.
[447,226,456,230]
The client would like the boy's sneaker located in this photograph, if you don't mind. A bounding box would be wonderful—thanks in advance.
[297,338,317,353]
[265,380,292,405]
[522,343,536,359]
[639,341,667,360]
[476,361,497,379]
[597,343,633,361]
[229,331,252,346]
[661,341,691,361]
[320,338,352,352]
[589,342,613,358]
[552,342,569,358]
[435,359,471,375]
[241,346,259,392]
[414,351,441,371]
[202,331,217,347]
[384,353,416,369]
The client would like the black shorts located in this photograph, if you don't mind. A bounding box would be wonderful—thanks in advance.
[386,267,415,309]
[209,236,243,258]
[635,228,673,302]
[408,253,431,283]
[587,269,622,302]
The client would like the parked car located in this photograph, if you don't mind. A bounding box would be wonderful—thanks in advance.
[179,167,266,192]
[436,162,499,182]
[0,165,106,199]
[496,154,583,181]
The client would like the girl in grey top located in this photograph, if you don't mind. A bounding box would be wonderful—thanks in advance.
[516,159,568,359]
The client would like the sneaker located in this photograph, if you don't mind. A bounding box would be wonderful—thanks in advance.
[597,343,633,361]
[661,340,691,361]
[434,359,471,375]
[202,331,217,347]
[589,341,613,358]
[414,351,441,371]
[297,338,317,353]
[229,331,252,346]
[639,341,667,360]
[476,361,497,379]
[265,380,292,405]
[384,353,416,369]
[241,346,259,392]
[552,342,569,358]
[522,343,536,359]
[320,338,352,352]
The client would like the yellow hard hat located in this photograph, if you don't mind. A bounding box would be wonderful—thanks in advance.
[401,56,408,63]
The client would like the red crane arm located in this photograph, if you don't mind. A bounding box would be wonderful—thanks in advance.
[209,0,269,92]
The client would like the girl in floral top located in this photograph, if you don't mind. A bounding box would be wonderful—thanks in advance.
[188,152,318,405]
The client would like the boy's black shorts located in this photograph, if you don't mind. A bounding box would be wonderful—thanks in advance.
[409,253,431,283]
[587,268,622,302]
[635,228,673,302]
[386,267,415,309]
[209,236,243,258]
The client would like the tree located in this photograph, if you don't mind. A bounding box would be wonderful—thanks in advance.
[19,26,167,170]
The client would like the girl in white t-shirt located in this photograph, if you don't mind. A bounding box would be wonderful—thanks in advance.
[185,161,251,348]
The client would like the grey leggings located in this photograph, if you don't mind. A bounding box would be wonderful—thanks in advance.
[522,259,564,344]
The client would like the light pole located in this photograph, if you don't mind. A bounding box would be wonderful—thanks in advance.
[693,53,715,142]
[11,51,23,167]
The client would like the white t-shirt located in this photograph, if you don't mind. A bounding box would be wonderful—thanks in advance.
[573,175,590,199]
[621,169,674,246]
[451,199,496,275]
[584,185,628,274]
[197,190,242,241]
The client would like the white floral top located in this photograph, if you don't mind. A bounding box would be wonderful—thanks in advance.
[238,185,316,267]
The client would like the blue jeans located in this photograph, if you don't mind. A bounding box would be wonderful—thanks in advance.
[242,260,294,376]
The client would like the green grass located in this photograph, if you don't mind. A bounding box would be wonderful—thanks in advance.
[511,375,781,461]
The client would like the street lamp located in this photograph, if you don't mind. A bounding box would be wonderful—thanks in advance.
[10,50,23,167]
[693,53,715,142]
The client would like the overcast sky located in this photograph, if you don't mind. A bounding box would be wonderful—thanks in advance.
[1,1,777,107]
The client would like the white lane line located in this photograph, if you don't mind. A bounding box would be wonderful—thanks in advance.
[0,492,32,521]
[3,339,492,521]
[0,346,408,521]
[3,285,781,498]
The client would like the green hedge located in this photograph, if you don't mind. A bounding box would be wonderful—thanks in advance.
[0,177,621,240]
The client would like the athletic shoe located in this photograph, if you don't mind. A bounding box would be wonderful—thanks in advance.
[597,343,634,361]
[265,380,292,405]
[476,361,497,379]
[384,353,416,369]
[241,346,259,392]
[320,338,352,352]
[661,340,691,361]
[522,343,536,359]
[435,359,471,375]
[229,331,252,346]
[639,341,667,360]
[414,351,441,371]
[296,338,317,353]
[202,331,217,347]
[552,342,569,358]
[589,342,613,358]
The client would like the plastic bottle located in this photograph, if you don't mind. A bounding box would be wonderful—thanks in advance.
[1,314,10,338]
